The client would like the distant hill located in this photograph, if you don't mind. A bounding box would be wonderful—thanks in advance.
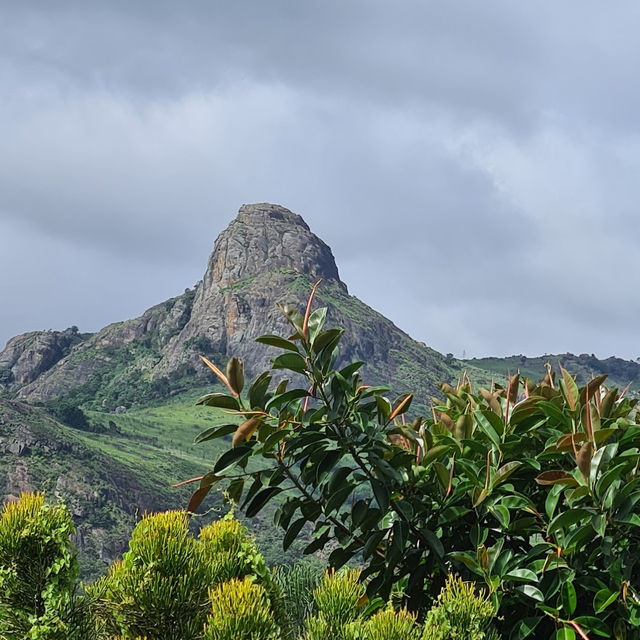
[466,353,640,391]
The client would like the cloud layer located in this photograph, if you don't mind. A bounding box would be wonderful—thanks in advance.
[1,2,638,360]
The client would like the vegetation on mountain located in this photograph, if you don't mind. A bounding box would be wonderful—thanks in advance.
[190,286,640,639]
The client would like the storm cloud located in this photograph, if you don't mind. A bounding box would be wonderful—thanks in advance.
[1,1,639,360]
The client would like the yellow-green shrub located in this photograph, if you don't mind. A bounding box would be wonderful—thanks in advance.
[363,606,421,640]
[421,575,498,640]
[204,576,279,640]
[304,569,366,640]
[88,511,286,640]
[0,492,83,639]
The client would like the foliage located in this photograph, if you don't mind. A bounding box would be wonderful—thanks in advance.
[88,510,285,640]
[273,561,324,638]
[204,576,279,640]
[191,286,640,639]
[363,606,421,640]
[421,575,498,640]
[0,492,93,640]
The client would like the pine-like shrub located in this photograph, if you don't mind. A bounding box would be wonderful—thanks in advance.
[88,510,286,640]
[203,576,279,640]
[363,606,422,640]
[421,575,498,640]
[273,561,324,638]
[0,492,86,639]
[304,569,366,640]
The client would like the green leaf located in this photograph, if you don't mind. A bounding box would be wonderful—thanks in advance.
[196,393,240,410]
[493,461,523,488]
[547,508,592,537]
[504,568,538,583]
[325,484,354,514]
[283,517,307,551]
[312,328,344,355]
[516,584,544,601]
[475,410,502,446]
[213,445,252,475]
[226,478,244,503]
[328,467,354,494]
[593,588,618,614]
[246,487,283,518]
[509,616,542,640]
[306,307,327,341]
[272,352,308,373]
[561,580,577,616]
[370,478,390,512]
[560,367,580,411]
[265,388,310,411]
[422,445,451,466]
[248,371,272,409]
[573,616,611,638]
[545,484,564,519]
[555,629,576,640]
[194,423,238,443]
[256,334,301,352]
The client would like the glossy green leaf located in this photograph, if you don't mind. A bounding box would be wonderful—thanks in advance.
[195,393,240,410]
[246,486,283,517]
[194,423,238,443]
[561,580,577,615]
[272,352,308,373]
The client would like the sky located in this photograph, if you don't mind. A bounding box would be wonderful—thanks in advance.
[1,1,639,361]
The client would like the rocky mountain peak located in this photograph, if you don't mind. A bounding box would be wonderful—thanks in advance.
[201,203,343,295]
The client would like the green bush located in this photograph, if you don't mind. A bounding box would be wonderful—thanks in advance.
[204,576,279,640]
[363,606,421,640]
[88,510,286,640]
[0,492,92,640]
[273,561,324,638]
[191,288,640,639]
[421,575,498,640]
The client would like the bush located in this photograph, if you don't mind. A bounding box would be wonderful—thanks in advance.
[273,561,324,638]
[190,287,640,639]
[0,492,91,640]
[421,575,497,640]
[364,606,421,640]
[88,510,286,640]
[204,576,279,640]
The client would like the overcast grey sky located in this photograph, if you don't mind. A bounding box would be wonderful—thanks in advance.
[1,1,639,360]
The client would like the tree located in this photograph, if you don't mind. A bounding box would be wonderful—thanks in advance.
[189,285,640,639]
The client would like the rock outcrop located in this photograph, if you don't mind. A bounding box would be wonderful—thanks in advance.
[2,203,456,407]
[0,328,88,388]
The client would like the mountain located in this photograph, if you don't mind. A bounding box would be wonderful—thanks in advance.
[0,203,459,411]
[1,202,637,579]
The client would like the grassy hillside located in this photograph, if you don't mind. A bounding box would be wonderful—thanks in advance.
[467,353,640,391]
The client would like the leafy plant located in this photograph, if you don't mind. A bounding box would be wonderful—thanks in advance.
[0,492,91,639]
[190,285,640,639]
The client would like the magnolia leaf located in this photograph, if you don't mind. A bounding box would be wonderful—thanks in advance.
[232,417,262,447]
[536,470,579,486]
[576,441,593,482]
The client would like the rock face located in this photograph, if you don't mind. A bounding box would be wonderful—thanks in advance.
[0,328,88,388]
[1,203,456,407]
